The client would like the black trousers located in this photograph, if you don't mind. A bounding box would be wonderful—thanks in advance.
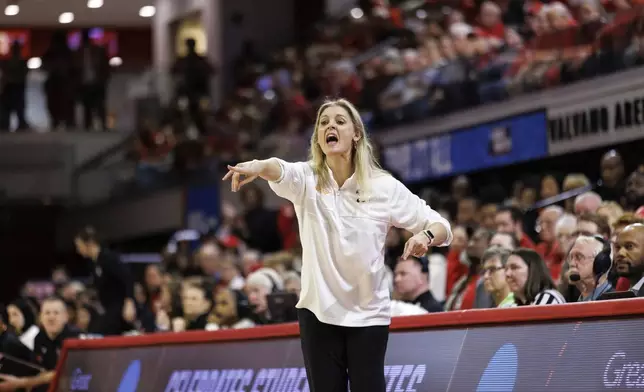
[298,308,389,392]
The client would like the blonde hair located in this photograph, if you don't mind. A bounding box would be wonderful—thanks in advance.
[309,98,387,194]
[597,201,624,227]
[562,173,590,191]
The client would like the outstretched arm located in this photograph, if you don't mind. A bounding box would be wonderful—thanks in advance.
[223,158,307,203]
[222,158,283,192]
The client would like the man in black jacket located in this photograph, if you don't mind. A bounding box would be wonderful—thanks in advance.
[74,227,136,335]
[393,256,443,313]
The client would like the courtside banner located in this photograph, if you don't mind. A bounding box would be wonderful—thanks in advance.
[52,300,644,392]
[383,111,548,183]
[547,87,644,156]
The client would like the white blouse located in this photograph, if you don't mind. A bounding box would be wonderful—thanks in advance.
[269,160,452,327]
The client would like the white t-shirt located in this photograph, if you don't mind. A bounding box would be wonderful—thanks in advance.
[268,159,452,327]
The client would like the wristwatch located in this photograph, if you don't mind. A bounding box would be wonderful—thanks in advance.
[422,229,435,244]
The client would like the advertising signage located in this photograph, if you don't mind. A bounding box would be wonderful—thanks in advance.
[547,87,644,156]
[383,110,548,183]
[53,301,644,392]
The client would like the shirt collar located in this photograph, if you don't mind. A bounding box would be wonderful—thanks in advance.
[324,163,357,191]
[579,281,613,302]
[633,276,644,292]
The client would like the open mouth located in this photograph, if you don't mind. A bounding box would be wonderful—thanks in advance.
[326,134,339,145]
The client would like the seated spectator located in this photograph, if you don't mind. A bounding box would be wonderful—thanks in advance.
[535,205,565,280]
[245,268,284,325]
[445,228,493,310]
[490,232,518,250]
[2,297,81,391]
[555,213,579,290]
[612,213,644,242]
[207,289,255,330]
[75,304,100,334]
[566,235,614,301]
[237,184,283,254]
[0,309,35,380]
[495,206,535,249]
[614,223,644,294]
[393,256,442,313]
[481,248,516,308]
[624,167,644,211]
[476,1,506,46]
[5,299,39,351]
[218,254,245,291]
[505,249,566,305]
[283,272,301,298]
[173,282,212,332]
[241,250,262,276]
[562,174,591,212]
[575,213,612,239]
[597,201,624,228]
[574,192,603,215]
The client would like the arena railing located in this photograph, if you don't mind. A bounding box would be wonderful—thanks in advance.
[51,298,644,392]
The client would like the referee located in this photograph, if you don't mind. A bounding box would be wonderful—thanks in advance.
[223,98,451,392]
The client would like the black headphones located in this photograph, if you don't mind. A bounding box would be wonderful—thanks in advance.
[258,270,281,293]
[592,235,612,277]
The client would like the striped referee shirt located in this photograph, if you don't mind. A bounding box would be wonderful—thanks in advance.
[530,289,566,306]
[268,159,452,327]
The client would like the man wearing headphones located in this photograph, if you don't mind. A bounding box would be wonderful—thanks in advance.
[566,235,614,301]
[245,268,284,324]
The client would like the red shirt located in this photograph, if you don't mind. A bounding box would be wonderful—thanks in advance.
[476,22,506,40]
[277,203,298,250]
[446,249,468,296]
[459,275,480,310]
[616,277,631,291]
[520,233,536,249]
[536,241,564,281]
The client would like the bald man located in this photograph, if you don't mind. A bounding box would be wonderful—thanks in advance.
[614,223,644,296]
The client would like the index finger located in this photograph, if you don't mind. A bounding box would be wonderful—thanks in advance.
[222,170,234,181]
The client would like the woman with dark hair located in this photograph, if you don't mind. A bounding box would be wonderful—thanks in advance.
[6,299,39,350]
[505,248,566,305]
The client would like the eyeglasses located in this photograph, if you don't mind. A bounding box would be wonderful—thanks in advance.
[567,252,594,264]
[482,266,505,275]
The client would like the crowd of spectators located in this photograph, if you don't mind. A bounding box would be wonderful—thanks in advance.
[4,0,644,389]
[129,0,644,191]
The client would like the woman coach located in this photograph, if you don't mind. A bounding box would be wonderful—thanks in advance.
[223,98,452,392]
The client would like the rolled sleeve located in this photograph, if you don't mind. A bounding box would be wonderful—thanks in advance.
[267,159,308,204]
[389,179,452,246]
